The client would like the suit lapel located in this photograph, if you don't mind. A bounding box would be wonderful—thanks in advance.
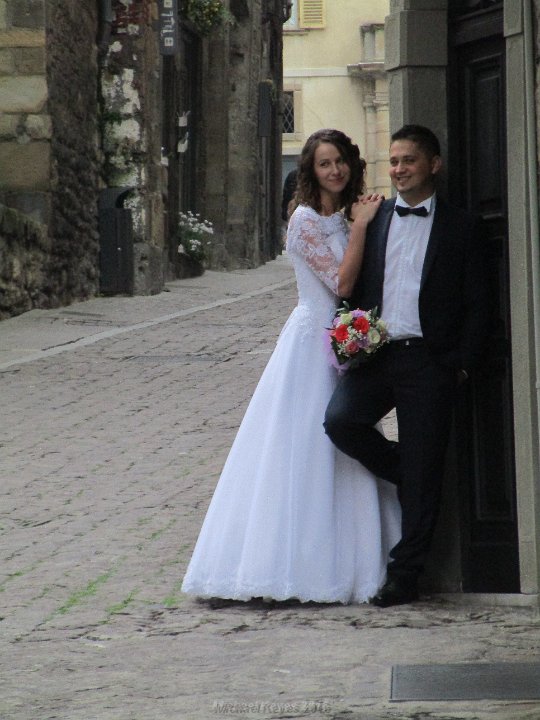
[375,200,395,280]
[420,198,446,290]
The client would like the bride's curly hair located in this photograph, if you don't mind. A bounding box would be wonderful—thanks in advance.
[294,129,366,220]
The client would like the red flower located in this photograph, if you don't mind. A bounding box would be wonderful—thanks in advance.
[333,324,350,342]
[353,316,370,334]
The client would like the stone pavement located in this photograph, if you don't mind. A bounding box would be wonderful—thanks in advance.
[1,254,539,720]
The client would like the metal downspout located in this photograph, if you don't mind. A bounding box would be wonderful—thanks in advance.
[98,0,113,57]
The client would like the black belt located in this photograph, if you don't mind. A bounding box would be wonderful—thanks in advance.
[390,337,424,347]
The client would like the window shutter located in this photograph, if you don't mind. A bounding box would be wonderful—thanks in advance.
[299,0,325,29]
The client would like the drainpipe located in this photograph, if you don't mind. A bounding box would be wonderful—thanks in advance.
[523,0,540,463]
[98,0,113,58]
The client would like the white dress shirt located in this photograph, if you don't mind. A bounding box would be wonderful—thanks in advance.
[382,194,436,340]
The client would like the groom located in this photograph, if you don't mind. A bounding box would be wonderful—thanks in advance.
[324,124,490,607]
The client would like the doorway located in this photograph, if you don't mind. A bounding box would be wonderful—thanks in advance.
[448,1,519,592]
[161,26,202,273]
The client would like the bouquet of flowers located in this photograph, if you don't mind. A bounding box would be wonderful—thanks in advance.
[326,303,389,371]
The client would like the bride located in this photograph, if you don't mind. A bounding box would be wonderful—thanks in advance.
[181,129,401,604]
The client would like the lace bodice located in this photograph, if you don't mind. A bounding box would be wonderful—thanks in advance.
[286,204,350,327]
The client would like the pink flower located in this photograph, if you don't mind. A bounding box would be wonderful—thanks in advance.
[345,340,360,355]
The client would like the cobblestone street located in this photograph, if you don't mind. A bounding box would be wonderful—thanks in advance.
[1,255,540,720]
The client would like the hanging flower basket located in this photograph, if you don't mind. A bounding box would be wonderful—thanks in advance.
[184,0,232,36]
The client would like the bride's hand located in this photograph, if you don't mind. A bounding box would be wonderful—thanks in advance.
[351,193,384,223]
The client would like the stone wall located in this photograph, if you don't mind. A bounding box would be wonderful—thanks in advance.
[100,0,283,281]
[0,203,49,318]
[0,0,100,316]
[204,0,283,270]
[0,0,49,219]
[46,0,100,305]
[0,0,285,316]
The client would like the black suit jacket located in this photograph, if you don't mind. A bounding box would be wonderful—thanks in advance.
[348,197,490,374]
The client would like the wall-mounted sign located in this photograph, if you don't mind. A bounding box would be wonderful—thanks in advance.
[159,0,178,55]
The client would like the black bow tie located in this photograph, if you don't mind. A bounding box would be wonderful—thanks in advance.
[395,205,428,217]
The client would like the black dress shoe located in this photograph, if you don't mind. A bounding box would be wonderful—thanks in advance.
[370,578,419,608]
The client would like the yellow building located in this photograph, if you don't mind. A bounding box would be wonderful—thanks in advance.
[283,0,391,195]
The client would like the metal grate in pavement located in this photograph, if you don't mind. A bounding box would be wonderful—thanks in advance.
[391,662,540,701]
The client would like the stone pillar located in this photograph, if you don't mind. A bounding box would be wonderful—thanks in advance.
[204,0,283,270]
[385,0,448,160]
[203,30,231,267]
[222,6,262,267]
[504,0,540,595]
[101,0,165,295]
[384,0,464,593]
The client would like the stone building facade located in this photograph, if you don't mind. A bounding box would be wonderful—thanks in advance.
[100,0,166,294]
[203,1,284,269]
[283,0,391,196]
[0,0,285,318]
[0,0,100,317]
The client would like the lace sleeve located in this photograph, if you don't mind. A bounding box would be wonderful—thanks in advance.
[287,207,341,293]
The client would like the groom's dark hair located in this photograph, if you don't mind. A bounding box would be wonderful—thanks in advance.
[391,124,441,158]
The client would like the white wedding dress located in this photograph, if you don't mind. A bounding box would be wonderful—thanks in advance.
[181,205,401,603]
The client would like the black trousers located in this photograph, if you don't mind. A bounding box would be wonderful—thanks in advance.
[324,341,456,584]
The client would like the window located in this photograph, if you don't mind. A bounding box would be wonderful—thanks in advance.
[282,84,302,141]
[284,0,298,29]
[282,92,295,134]
[284,0,325,30]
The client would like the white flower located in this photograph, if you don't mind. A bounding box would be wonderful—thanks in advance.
[177,210,214,262]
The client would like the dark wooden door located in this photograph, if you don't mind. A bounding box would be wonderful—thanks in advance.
[162,53,180,265]
[177,27,201,213]
[161,27,201,269]
[448,2,519,592]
